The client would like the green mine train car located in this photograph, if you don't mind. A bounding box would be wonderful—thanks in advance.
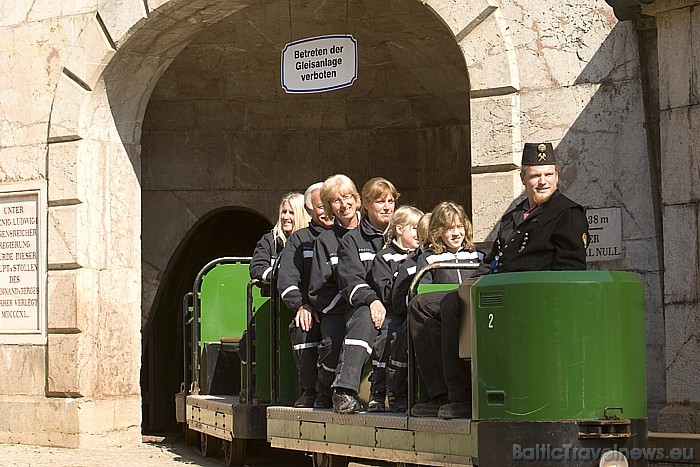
[178,258,648,466]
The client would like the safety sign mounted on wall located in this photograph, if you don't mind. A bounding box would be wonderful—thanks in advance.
[281,35,358,93]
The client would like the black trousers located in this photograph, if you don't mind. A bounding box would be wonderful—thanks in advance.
[386,319,408,397]
[332,305,380,393]
[370,311,405,397]
[407,290,470,402]
[289,320,321,390]
[316,313,346,396]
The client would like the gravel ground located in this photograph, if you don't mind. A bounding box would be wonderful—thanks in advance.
[0,435,315,467]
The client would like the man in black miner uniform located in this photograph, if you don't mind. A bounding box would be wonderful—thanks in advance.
[476,142,589,275]
[410,142,589,420]
[277,182,334,408]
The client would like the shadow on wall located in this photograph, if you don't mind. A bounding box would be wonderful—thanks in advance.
[478,21,663,427]
[141,207,271,433]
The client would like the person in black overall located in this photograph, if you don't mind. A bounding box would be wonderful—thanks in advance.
[331,177,399,414]
[277,182,334,407]
[408,202,483,419]
[386,211,432,412]
[250,192,309,284]
[307,174,361,408]
[367,205,423,412]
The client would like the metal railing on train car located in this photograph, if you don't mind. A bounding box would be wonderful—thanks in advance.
[184,257,252,401]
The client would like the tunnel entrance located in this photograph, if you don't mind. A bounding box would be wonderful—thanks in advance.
[139,0,471,433]
[141,208,271,432]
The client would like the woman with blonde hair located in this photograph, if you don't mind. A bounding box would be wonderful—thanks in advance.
[307,174,361,408]
[408,201,483,420]
[250,192,309,283]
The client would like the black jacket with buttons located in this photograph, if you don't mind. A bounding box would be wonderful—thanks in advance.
[476,189,589,275]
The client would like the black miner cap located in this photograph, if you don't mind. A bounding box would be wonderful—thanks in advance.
[522,142,556,166]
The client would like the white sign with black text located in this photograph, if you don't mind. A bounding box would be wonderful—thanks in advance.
[281,35,357,93]
[586,207,622,261]
[0,181,46,344]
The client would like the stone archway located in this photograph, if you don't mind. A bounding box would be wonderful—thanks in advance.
[44,0,517,446]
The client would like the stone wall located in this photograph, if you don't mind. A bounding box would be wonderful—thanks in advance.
[643,0,700,433]
[0,0,675,446]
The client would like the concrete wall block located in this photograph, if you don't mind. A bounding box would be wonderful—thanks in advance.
[460,11,517,93]
[409,95,470,128]
[472,171,523,243]
[470,94,520,168]
[47,141,81,203]
[657,8,693,110]
[142,100,195,131]
[141,130,233,190]
[232,131,324,189]
[423,0,492,38]
[662,204,698,303]
[0,345,45,395]
[0,395,140,447]
[95,268,142,396]
[83,54,172,145]
[620,238,662,273]
[0,396,81,446]
[105,144,141,270]
[47,334,84,396]
[346,98,412,130]
[0,19,71,147]
[692,6,700,108]
[48,191,106,271]
[75,396,142,447]
[500,1,619,90]
[96,0,147,48]
[664,303,700,403]
[141,191,196,274]
[657,404,696,433]
[47,269,99,332]
[660,106,700,204]
[48,204,83,269]
[192,100,246,130]
[49,73,89,142]
[0,145,46,183]
[62,15,116,91]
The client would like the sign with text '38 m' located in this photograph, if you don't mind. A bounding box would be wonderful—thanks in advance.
[281,35,357,93]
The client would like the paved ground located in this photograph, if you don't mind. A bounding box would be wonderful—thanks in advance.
[0,435,315,467]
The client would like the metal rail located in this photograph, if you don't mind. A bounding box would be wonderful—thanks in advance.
[189,256,252,395]
[268,258,283,404]
[405,262,479,415]
[181,292,193,420]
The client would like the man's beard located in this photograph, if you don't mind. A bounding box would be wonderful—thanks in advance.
[533,190,554,205]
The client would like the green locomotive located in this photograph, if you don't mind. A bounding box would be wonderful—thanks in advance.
[178,259,648,466]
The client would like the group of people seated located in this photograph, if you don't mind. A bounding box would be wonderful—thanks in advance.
[248,142,590,420]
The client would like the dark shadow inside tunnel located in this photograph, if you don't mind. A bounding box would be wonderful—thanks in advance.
[141,208,271,433]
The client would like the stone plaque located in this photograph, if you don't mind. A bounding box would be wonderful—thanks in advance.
[0,184,44,341]
[281,35,358,93]
[586,207,622,262]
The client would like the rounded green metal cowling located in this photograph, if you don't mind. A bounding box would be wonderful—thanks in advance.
[469,270,647,422]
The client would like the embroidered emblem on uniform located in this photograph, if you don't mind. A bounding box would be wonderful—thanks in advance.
[582,232,588,248]
[537,143,547,162]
